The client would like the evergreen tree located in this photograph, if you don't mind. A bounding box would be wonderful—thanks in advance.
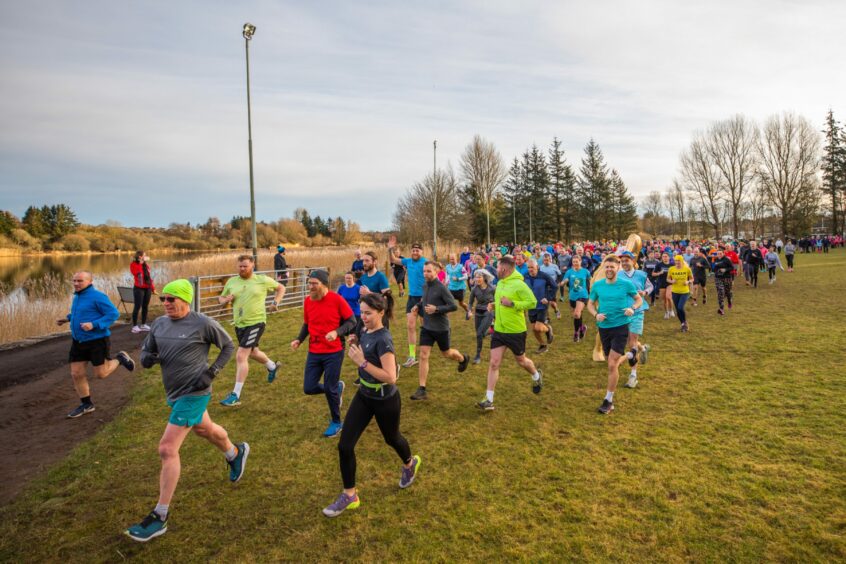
[576,139,612,240]
[500,157,525,243]
[44,204,79,240]
[22,206,48,238]
[0,210,19,236]
[548,138,576,242]
[821,110,845,235]
[526,145,550,242]
[608,170,638,239]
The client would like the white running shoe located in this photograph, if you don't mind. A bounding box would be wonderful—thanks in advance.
[131,326,142,334]
[670,310,676,317]
[140,324,151,331]
[624,375,638,388]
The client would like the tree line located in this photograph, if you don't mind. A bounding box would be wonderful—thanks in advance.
[393,136,638,246]
[644,111,843,240]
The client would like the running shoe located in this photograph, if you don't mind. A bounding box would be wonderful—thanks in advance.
[322,492,360,518]
[663,312,670,320]
[228,442,250,482]
[579,324,587,340]
[692,300,698,307]
[116,351,135,372]
[532,370,543,394]
[131,325,142,334]
[670,310,676,318]
[125,511,167,542]
[399,455,421,489]
[220,392,241,407]
[573,331,579,343]
[465,310,471,321]
[556,310,561,320]
[681,322,689,333]
[717,308,724,316]
[402,357,418,368]
[639,344,650,365]
[67,403,95,418]
[546,324,554,344]
[410,386,428,401]
[702,296,706,304]
[476,399,495,411]
[323,421,343,438]
[473,355,481,364]
[457,353,470,373]
[536,345,548,354]
[338,380,345,409]
[624,375,638,389]
[627,346,638,367]
[140,324,152,331]
[597,399,614,415]
[267,361,281,383]
[728,301,732,309]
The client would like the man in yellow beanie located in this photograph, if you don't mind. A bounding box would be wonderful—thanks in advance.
[125,279,247,542]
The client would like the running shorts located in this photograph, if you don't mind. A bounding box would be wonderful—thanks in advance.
[528,309,548,324]
[69,337,110,366]
[490,331,527,357]
[406,295,422,314]
[694,275,707,287]
[569,298,588,309]
[628,314,644,336]
[235,322,266,349]
[167,393,211,427]
[419,327,451,351]
[598,324,630,357]
[449,289,465,302]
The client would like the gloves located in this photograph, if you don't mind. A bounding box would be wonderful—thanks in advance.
[194,366,219,391]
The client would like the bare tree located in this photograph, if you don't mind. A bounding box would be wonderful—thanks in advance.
[642,191,665,237]
[393,164,470,244]
[663,179,687,237]
[459,135,507,247]
[757,112,822,237]
[707,115,759,238]
[680,134,725,238]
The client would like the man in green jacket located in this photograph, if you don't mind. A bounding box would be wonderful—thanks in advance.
[477,255,542,411]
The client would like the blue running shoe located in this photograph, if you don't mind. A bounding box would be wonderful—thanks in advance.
[220,392,241,407]
[323,421,343,438]
[125,511,167,542]
[228,442,250,482]
[322,491,360,518]
[267,361,280,383]
[399,455,422,489]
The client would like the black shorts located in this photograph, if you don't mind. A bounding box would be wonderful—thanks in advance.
[449,289,465,302]
[406,296,422,314]
[528,309,547,324]
[693,275,707,287]
[69,337,110,366]
[393,268,406,283]
[419,327,451,351]
[235,323,266,349]
[490,331,527,357]
[569,298,588,309]
[598,325,630,357]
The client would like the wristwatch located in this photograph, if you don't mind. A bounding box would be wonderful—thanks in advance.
[359,361,369,370]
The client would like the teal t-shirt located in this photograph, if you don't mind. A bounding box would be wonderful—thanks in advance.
[565,268,590,300]
[589,277,638,329]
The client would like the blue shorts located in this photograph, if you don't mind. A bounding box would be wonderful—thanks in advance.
[628,314,644,336]
[167,394,211,427]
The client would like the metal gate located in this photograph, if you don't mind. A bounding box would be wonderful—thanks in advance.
[189,267,328,321]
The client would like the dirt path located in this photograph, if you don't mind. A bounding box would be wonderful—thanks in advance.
[0,324,148,505]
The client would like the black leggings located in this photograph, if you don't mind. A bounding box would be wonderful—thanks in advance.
[132,287,152,325]
[473,309,493,356]
[768,267,777,280]
[715,277,733,309]
[786,254,794,268]
[338,390,411,489]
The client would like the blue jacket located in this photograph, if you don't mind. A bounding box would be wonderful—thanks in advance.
[523,271,556,311]
[67,285,120,342]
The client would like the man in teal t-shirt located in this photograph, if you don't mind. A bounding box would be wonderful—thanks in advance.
[587,255,642,415]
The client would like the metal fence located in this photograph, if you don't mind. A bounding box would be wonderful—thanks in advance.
[189,267,331,321]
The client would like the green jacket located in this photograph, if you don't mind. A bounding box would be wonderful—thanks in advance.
[493,270,537,334]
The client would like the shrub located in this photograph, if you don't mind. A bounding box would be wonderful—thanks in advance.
[10,228,42,251]
[61,233,91,252]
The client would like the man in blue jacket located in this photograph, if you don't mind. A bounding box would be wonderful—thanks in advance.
[524,260,557,353]
[57,271,135,418]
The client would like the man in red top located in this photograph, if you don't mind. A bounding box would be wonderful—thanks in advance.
[291,270,357,438]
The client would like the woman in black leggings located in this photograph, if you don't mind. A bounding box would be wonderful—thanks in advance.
[469,269,495,364]
[323,293,421,518]
[129,250,155,333]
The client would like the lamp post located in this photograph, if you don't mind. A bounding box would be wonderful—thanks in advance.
[243,22,259,266]
[433,139,438,261]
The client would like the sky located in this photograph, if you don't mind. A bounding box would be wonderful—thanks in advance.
[1,0,844,231]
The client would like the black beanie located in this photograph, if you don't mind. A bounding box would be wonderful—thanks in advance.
[309,269,330,286]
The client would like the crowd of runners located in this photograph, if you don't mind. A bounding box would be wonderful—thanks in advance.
[54,231,834,540]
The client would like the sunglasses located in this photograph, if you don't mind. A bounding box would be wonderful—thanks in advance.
[159,296,179,303]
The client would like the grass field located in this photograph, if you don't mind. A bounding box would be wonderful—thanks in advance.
[2,250,845,562]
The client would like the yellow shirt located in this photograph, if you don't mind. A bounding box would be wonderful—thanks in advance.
[221,274,279,327]
[667,266,693,294]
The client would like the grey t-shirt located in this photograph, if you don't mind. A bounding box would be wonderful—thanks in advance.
[141,312,235,402]
[469,284,495,311]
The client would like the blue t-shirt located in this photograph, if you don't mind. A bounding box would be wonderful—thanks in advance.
[516,263,529,277]
[619,269,649,313]
[401,256,427,297]
[445,263,467,291]
[360,270,390,294]
[589,277,638,329]
[336,283,361,316]
[565,268,590,300]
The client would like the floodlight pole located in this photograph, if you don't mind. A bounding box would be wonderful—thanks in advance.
[244,23,259,266]
[433,139,438,261]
